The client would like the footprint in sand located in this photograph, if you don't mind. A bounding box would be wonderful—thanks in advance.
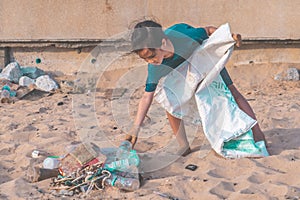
[240,187,257,194]
[207,169,224,178]
[209,181,236,199]
[0,147,14,156]
[285,186,300,199]
[0,174,12,184]
[0,194,9,200]
[247,172,266,184]
[207,168,237,179]
[135,141,156,152]
[7,122,19,131]
[23,124,38,132]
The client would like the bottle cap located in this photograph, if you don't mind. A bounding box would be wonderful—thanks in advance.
[2,85,10,91]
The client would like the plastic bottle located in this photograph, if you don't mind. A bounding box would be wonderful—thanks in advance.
[105,174,140,191]
[104,141,140,172]
[116,140,132,160]
[104,159,128,172]
[43,157,61,169]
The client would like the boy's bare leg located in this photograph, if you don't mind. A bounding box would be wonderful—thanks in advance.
[166,112,191,156]
[228,84,267,144]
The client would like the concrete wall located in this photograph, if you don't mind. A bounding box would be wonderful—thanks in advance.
[0,0,299,40]
[10,43,300,76]
[1,0,299,74]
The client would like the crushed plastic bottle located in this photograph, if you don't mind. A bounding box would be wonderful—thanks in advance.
[104,141,140,172]
[105,173,140,191]
[116,140,132,160]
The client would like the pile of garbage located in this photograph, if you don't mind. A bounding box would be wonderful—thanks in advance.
[0,62,59,103]
[26,141,141,197]
[274,67,300,81]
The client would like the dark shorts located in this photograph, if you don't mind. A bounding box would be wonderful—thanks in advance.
[220,68,233,86]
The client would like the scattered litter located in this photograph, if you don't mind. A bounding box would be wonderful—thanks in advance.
[0,61,61,103]
[90,58,97,64]
[35,58,42,64]
[185,164,198,171]
[26,141,141,197]
[0,62,22,83]
[43,156,61,169]
[1,85,11,103]
[0,84,17,103]
[19,89,51,101]
[20,66,45,79]
[25,166,59,183]
[35,75,59,92]
[19,76,35,87]
[31,150,40,158]
[274,67,300,81]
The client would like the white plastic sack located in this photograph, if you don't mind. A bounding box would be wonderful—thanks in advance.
[154,23,266,158]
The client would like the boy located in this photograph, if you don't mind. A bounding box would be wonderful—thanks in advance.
[126,20,266,156]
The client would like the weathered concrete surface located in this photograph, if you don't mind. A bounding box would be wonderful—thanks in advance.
[11,47,92,75]
[0,48,5,69]
[0,0,299,40]
[11,44,300,75]
[228,44,300,66]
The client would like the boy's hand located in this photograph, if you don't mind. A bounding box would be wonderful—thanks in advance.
[125,134,138,148]
[232,33,242,47]
[124,125,140,148]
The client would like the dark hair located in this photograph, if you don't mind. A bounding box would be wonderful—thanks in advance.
[131,20,166,53]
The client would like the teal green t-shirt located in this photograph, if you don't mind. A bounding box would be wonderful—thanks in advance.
[145,23,209,92]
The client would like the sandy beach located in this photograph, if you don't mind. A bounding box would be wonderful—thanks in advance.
[0,53,299,200]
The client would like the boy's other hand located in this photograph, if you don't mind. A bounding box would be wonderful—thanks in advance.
[125,134,137,148]
[232,33,242,47]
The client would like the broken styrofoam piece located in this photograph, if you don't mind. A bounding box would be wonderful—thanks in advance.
[0,62,23,83]
[19,76,35,87]
[35,75,59,92]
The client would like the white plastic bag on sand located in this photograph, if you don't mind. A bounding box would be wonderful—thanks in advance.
[35,75,58,92]
[195,75,265,158]
[0,62,23,83]
[155,23,267,158]
[19,76,35,87]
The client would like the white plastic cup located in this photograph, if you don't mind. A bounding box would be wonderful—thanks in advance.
[31,150,40,158]
[43,157,60,169]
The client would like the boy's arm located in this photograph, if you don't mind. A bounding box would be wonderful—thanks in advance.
[125,91,154,147]
[204,25,242,47]
[135,91,154,127]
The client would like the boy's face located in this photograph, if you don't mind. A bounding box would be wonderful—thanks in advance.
[138,48,164,65]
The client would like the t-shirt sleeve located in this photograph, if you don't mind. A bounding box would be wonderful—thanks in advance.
[145,64,158,92]
[145,63,173,92]
[183,24,209,44]
[145,83,157,92]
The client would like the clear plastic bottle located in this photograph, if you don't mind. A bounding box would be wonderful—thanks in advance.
[105,174,140,191]
[104,159,130,172]
[116,140,132,160]
[104,141,140,172]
